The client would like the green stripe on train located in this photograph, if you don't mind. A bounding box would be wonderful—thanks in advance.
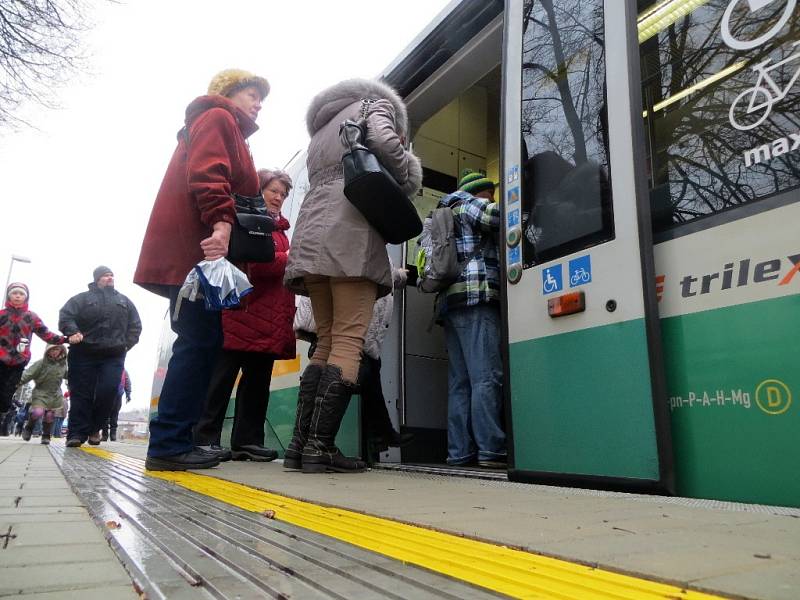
[509,319,660,480]
[662,294,799,507]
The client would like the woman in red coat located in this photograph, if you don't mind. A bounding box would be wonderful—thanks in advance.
[135,69,269,471]
[194,169,296,461]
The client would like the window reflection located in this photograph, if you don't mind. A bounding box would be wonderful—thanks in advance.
[639,0,800,232]
[520,0,614,268]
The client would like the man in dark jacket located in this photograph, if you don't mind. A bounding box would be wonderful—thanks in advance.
[59,266,141,447]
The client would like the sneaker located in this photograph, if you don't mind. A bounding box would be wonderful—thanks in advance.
[197,444,232,462]
[145,449,221,471]
[477,459,507,469]
[40,436,50,445]
[66,438,82,448]
[231,444,278,462]
[87,433,102,446]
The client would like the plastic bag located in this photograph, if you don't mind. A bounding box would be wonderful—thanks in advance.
[174,258,253,320]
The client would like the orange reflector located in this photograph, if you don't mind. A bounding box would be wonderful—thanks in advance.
[547,291,585,317]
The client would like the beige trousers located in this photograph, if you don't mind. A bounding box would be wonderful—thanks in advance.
[305,276,377,383]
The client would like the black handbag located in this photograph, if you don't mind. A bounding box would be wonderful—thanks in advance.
[180,127,275,263]
[227,193,275,263]
[340,99,422,245]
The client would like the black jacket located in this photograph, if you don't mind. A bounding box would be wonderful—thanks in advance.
[59,284,142,357]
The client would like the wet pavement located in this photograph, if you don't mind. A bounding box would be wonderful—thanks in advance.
[0,439,137,599]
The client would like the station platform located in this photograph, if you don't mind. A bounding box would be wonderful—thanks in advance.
[1,438,798,599]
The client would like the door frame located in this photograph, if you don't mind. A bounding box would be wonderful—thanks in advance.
[499,0,675,494]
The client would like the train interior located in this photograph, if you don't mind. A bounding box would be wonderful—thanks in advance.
[395,36,503,468]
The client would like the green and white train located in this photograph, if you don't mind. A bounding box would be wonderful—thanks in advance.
[152,0,799,507]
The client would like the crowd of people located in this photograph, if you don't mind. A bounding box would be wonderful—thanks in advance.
[0,67,507,475]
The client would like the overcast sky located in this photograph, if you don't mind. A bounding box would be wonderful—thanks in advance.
[0,0,452,412]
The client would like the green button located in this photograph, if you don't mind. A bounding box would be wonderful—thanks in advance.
[507,228,521,247]
[507,265,522,284]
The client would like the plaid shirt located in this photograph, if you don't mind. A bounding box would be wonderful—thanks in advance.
[438,191,501,313]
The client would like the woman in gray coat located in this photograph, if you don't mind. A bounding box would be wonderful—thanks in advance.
[284,78,422,473]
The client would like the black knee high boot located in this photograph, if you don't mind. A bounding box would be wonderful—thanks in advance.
[284,364,324,470]
[302,365,366,474]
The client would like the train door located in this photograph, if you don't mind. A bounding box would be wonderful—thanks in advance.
[500,0,674,492]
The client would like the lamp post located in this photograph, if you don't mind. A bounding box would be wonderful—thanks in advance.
[4,254,32,292]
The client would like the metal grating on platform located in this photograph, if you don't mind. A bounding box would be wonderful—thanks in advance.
[50,445,502,600]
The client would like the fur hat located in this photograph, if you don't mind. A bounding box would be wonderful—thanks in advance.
[93,265,113,282]
[208,69,270,99]
[458,169,495,195]
[6,282,28,299]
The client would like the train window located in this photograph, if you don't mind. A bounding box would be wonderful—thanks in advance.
[519,0,614,269]
[639,0,800,232]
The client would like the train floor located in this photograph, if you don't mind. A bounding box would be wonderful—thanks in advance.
[1,438,798,599]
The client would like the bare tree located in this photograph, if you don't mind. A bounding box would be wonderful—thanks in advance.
[0,0,93,127]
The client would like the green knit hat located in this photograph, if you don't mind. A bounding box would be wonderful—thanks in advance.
[458,169,495,195]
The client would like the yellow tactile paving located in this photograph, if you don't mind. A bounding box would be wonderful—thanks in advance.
[82,447,727,600]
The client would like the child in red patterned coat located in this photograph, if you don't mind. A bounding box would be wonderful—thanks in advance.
[0,283,68,425]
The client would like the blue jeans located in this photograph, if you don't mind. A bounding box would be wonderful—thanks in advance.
[52,416,64,437]
[148,286,222,458]
[66,351,125,441]
[443,304,506,464]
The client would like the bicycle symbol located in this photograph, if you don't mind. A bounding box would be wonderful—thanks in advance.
[543,269,559,293]
[729,40,800,130]
[721,0,796,51]
[570,267,591,286]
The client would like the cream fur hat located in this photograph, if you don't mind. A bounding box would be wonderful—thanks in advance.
[207,69,270,99]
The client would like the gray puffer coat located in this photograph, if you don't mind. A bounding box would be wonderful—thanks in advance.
[284,78,423,298]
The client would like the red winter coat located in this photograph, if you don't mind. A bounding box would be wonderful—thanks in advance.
[134,96,260,296]
[222,215,296,358]
[0,284,66,367]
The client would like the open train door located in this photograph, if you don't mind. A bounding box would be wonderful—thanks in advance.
[500,0,674,492]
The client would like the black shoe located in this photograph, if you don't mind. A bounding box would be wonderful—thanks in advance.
[66,438,82,448]
[197,444,232,462]
[302,365,366,474]
[87,433,102,446]
[21,423,32,442]
[284,364,324,470]
[231,445,278,462]
[145,450,221,471]
[40,436,50,445]
[101,431,108,442]
[109,430,117,442]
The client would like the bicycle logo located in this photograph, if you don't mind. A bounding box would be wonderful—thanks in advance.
[729,40,800,129]
[721,0,796,51]
[570,267,591,286]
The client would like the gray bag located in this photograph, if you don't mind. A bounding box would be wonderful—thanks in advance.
[416,203,481,293]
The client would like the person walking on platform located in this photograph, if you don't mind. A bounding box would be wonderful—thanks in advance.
[0,283,68,430]
[135,69,269,471]
[102,369,131,441]
[194,168,296,462]
[19,344,67,445]
[59,267,141,448]
[438,170,506,468]
[284,78,422,473]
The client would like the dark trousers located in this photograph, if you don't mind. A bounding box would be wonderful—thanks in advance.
[148,286,222,458]
[0,363,24,414]
[104,394,123,435]
[194,349,274,448]
[358,356,395,439]
[67,352,125,441]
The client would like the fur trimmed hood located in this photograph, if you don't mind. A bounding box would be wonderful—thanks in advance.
[306,78,409,137]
